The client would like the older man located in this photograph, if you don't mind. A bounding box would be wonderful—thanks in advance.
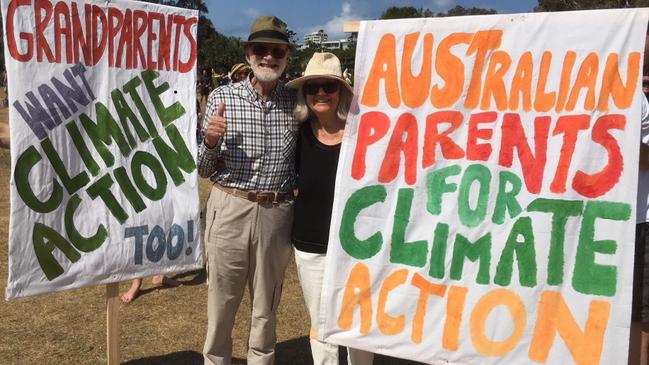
[198,15,298,365]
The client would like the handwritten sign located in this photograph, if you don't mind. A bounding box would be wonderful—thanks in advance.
[4,0,202,299]
[321,9,648,364]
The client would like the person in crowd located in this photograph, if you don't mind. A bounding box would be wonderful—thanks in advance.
[286,52,374,365]
[198,15,298,365]
[629,30,649,365]
[199,69,212,105]
[210,67,220,88]
[228,63,250,83]
[343,68,352,84]
[0,123,9,149]
[630,74,649,365]
[120,275,181,304]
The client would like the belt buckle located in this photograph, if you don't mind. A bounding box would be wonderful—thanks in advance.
[247,191,257,202]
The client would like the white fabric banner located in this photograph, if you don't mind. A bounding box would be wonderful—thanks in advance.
[321,9,649,364]
[4,0,202,299]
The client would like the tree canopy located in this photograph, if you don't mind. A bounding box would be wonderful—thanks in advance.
[380,5,496,19]
[535,0,649,11]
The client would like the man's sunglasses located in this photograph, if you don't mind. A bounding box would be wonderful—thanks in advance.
[251,44,288,59]
[303,81,339,95]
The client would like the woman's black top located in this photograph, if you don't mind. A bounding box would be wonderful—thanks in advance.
[291,121,341,254]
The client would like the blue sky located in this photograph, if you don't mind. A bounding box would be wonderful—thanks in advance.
[205,0,539,42]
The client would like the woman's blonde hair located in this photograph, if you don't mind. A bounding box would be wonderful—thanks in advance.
[293,81,353,123]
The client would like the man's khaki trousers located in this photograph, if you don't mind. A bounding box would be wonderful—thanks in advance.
[203,186,293,365]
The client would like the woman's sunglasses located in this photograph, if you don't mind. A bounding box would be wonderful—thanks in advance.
[251,44,288,59]
[303,81,339,95]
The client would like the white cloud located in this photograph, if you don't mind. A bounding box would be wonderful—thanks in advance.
[303,2,361,42]
[431,0,455,11]
[243,7,261,19]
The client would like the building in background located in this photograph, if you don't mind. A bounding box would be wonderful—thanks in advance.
[304,30,327,45]
[300,29,352,50]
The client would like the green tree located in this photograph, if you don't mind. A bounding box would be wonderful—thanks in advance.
[380,5,497,19]
[331,45,357,79]
[380,6,424,19]
[288,43,319,77]
[438,5,497,16]
[140,0,244,73]
[535,0,649,11]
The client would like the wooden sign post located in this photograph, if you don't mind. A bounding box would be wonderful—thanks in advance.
[106,283,120,365]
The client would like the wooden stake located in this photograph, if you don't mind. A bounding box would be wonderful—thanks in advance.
[106,283,120,365]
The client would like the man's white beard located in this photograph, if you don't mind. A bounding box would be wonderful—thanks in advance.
[250,61,285,82]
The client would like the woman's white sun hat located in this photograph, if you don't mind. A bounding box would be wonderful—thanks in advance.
[286,52,353,94]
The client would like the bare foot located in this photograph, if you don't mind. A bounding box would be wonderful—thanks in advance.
[151,275,182,287]
[120,279,143,304]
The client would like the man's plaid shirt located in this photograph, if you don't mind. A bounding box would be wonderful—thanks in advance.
[197,78,298,192]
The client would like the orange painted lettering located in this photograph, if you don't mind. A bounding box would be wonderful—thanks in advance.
[442,285,468,351]
[598,52,640,112]
[528,291,610,365]
[361,33,400,108]
[422,111,465,169]
[550,115,590,193]
[411,273,447,344]
[499,114,550,194]
[401,32,433,108]
[379,113,419,185]
[337,263,373,334]
[572,114,624,198]
[555,51,576,113]
[464,30,503,109]
[566,52,599,111]
[534,51,555,113]
[431,32,471,109]
[351,111,390,181]
[470,289,526,356]
[377,269,408,335]
[508,51,533,112]
[481,50,512,111]
[466,112,497,161]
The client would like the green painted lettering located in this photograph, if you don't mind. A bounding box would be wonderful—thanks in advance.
[495,216,537,287]
[427,164,461,215]
[340,185,387,259]
[33,222,81,280]
[573,201,630,296]
[15,146,63,213]
[65,194,108,252]
[131,151,168,201]
[527,198,583,285]
[141,69,185,127]
[152,124,196,186]
[450,233,491,284]
[390,188,428,267]
[41,138,89,194]
[458,164,491,227]
[492,171,523,224]
[86,174,129,224]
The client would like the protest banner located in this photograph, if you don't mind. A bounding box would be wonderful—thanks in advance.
[3,0,202,299]
[322,9,649,364]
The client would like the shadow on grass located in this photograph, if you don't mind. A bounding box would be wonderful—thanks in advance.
[121,336,424,365]
[275,336,423,365]
[122,350,202,364]
[276,336,311,364]
[122,350,246,365]
[135,269,207,298]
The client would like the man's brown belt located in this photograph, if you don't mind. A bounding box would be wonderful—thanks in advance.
[215,184,294,204]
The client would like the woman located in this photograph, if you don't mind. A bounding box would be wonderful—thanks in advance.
[287,52,374,365]
[228,62,250,83]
